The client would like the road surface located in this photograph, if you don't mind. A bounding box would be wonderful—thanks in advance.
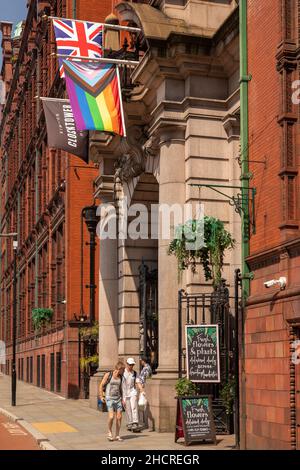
[0,414,40,450]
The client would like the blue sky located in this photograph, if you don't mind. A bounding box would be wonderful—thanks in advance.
[0,0,28,69]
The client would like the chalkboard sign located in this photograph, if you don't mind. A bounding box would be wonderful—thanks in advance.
[186,324,220,383]
[175,396,216,446]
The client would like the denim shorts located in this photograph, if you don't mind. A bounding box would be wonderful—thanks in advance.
[106,398,123,412]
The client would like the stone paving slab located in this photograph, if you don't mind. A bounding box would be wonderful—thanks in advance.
[0,374,235,450]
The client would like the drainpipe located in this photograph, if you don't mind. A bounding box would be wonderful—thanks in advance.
[240,0,250,295]
[239,0,251,450]
[73,0,77,19]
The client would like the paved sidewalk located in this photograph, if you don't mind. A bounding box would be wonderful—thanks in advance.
[0,374,235,450]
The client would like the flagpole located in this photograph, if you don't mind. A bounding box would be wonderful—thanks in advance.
[46,16,141,33]
[52,53,139,66]
[37,96,70,102]
[116,65,126,138]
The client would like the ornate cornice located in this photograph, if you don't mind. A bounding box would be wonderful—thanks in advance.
[276,40,298,72]
[89,132,115,163]
[93,174,115,201]
[247,238,300,271]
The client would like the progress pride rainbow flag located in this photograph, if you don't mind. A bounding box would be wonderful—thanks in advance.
[63,60,126,136]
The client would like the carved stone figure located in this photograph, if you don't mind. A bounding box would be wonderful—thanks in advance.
[114,126,159,183]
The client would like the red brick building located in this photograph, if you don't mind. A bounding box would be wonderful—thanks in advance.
[244,0,300,449]
[0,0,112,397]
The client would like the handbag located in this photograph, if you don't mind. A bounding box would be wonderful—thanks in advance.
[97,397,107,412]
[138,392,147,411]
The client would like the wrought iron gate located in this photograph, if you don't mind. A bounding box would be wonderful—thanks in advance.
[139,262,158,372]
[80,332,98,399]
[178,274,242,435]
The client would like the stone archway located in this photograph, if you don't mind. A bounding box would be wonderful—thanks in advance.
[118,173,159,365]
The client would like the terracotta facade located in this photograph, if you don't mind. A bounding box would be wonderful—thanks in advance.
[0,0,110,397]
[244,0,300,450]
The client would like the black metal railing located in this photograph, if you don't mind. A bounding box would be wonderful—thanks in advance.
[178,276,242,435]
[139,262,158,372]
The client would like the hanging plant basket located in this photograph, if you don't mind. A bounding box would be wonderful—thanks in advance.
[79,322,99,341]
[32,308,53,331]
[79,354,99,372]
[168,216,235,287]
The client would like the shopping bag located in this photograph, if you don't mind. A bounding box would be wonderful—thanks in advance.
[138,393,147,411]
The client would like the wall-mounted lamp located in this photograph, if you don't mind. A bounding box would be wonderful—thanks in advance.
[74,313,88,323]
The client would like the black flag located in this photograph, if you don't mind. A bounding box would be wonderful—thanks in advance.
[42,98,89,162]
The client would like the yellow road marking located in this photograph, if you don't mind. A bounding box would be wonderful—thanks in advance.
[31,421,78,434]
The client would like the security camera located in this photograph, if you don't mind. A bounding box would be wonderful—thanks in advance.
[264,280,276,288]
[264,277,286,290]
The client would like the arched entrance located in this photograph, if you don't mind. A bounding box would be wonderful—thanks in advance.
[118,173,159,368]
[139,260,158,372]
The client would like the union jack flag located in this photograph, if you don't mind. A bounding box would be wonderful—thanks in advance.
[52,19,103,78]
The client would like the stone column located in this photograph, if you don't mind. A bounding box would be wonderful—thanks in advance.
[98,235,119,372]
[89,188,119,409]
[146,124,186,431]
[158,125,186,373]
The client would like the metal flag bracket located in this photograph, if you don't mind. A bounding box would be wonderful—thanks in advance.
[189,183,257,235]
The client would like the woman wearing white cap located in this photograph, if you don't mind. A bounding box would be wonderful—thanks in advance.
[122,357,139,431]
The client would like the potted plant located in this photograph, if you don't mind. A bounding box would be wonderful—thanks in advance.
[168,216,235,286]
[175,377,198,397]
[32,308,53,332]
[219,378,236,415]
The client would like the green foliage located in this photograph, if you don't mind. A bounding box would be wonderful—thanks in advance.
[79,354,99,372]
[206,327,217,346]
[182,398,208,412]
[32,308,53,331]
[187,327,200,345]
[79,322,99,340]
[220,378,236,415]
[168,216,235,287]
[79,323,99,374]
[182,399,192,411]
[187,326,217,346]
[175,378,198,397]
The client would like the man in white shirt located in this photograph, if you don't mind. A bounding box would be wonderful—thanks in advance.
[122,357,139,431]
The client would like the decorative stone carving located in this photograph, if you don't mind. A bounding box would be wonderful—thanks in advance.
[114,125,159,183]
[223,112,240,140]
[114,151,144,183]
[143,134,160,159]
